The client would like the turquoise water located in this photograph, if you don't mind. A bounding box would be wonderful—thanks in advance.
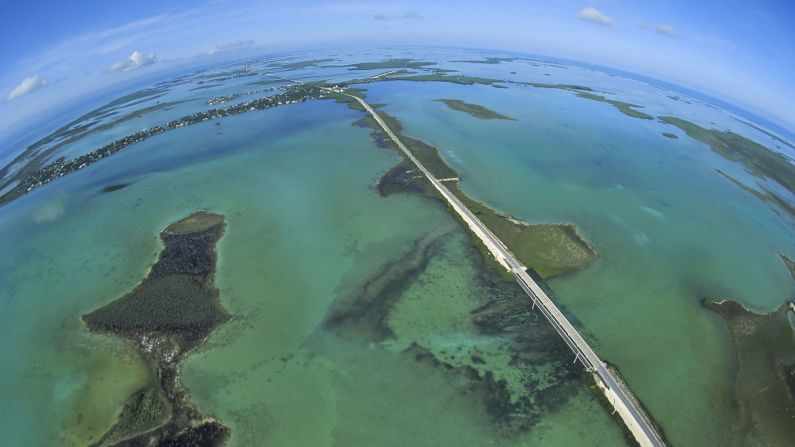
[360,78,795,446]
[1,47,794,446]
[0,94,625,445]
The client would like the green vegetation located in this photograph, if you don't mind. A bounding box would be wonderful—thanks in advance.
[716,170,795,219]
[662,132,678,139]
[323,88,368,113]
[345,73,502,87]
[375,69,417,77]
[326,88,597,279]
[245,78,286,86]
[523,83,653,119]
[660,116,795,197]
[704,298,795,446]
[369,110,458,179]
[1,85,323,207]
[83,211,230,446]
[271,58,336,69]
[350,58,436,70]
[575,92,654,120]
[448,183,598,278]
[380,73,501,85]
[95,383,172,445]
[452,57,516,64]
[731,117,795,152]
[527,83,593,92]
[189,83,222,91]
[377,160,431,197]
[435,99,515,120]
[0,99,187,193]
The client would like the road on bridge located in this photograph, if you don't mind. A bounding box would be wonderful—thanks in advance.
[341,90,665,447]
[267,74,665,447]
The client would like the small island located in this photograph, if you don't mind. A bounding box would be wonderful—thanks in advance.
[83,211,230,446]
[0,85,325,207]
[574,92,654,120]
[351,58,436,70]
[523,83,654,120]
[332,91,597,280]
[662,116,795,220]
[435,99,515,120]
[101,183,130,193]
[662,132,678,139]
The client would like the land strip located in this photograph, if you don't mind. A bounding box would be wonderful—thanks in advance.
[435,99,515,120]
[321,83,665,447]
[704,297,795,446]
[83,211,230,446]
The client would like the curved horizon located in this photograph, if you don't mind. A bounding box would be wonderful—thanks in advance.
[1,0,793,139]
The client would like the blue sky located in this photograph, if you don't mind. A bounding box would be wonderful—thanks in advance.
[1,0,793,136]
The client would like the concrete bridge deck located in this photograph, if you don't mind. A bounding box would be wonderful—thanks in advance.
[267,74,665,446]
[341,90,665,447]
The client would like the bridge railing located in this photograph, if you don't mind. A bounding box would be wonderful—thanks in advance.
[512,271,597,371]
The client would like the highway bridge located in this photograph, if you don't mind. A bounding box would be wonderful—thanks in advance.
[267,73,665,446]
[344,90,665,447]
[349,91,666,447]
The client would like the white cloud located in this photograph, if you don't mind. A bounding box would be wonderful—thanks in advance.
[656,24,676,36]
[640,22,678,37]
[577,6,613,26]
[8,75,46,100]
[107,51,157,72]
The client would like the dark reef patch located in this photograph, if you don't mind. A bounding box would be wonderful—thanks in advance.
[781,255,795,282]
[324,231,449,340]
[324,227,583,435]
[102,183,131,193]
[83,211,230,446]
[377,161,430,197]
[704,298,795,446]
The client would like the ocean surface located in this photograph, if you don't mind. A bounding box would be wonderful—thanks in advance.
[0,47,793,446]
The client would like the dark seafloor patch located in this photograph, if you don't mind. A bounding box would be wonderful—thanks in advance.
[704,298,795,446]
[323,226,583,436]
[83,211,230,446]
[324,230,447,340]
[102,183,131,193]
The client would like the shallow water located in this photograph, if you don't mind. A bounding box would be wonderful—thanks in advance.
[360,76,795,446]
[1,47,793,446]
[0,93,627,445]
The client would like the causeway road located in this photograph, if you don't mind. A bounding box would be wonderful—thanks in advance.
[339,89,665,447]
[264,73,665,446]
